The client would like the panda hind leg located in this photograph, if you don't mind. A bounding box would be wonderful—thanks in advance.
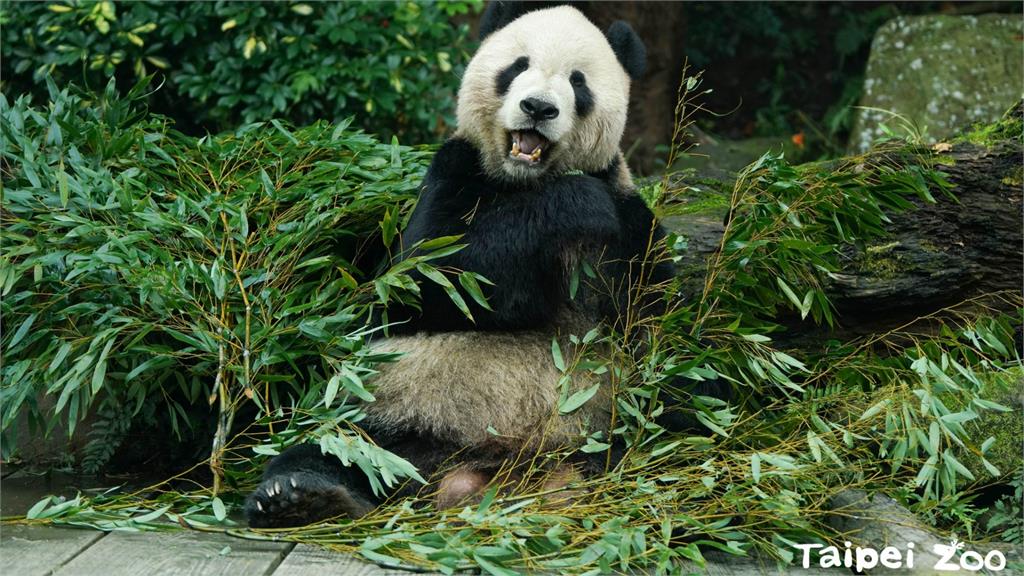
[246,444,378,528]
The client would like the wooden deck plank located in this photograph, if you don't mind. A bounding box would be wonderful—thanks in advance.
[1,524,107,576]
[52,530,292,576]
[271,544,445,576]
[0,525,894,576]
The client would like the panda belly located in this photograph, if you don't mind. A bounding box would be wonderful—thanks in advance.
[365,332,612,454]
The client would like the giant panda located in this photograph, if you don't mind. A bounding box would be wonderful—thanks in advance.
[246,2,689,529]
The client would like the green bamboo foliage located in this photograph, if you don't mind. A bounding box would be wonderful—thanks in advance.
[0,77,460,488]
[3,80,1021,572]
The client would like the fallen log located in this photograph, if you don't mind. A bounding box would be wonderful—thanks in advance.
[665,109,1023,337]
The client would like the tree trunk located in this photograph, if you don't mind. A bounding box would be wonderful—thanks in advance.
[666,136,1023,337]
[586,2,687,176]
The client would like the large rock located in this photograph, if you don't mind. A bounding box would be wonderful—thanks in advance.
[851,14,1023,152]
[826,490,1021,575]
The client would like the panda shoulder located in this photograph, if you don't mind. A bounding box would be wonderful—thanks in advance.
[588,152,636,196]
[431,138,481,173]
[423,138,488,192]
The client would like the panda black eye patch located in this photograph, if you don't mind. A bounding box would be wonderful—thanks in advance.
[496,56,529,96]
[569,70,594,118]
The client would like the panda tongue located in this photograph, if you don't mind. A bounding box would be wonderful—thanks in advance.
[515,130,545,155]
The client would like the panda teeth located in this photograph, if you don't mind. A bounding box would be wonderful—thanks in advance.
[509,132,544,162]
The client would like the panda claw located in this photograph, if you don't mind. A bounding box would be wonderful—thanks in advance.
[256,500,264,512]
[290,477,298,488]
[274,480,282,495]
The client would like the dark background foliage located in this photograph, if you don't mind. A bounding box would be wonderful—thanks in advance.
[2,0,478,142]
[4,0,1019,162]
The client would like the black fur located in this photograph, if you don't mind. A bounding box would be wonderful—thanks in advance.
[570,70,594,118]
[605,21,646,80]
[479,1,575,41]
[380,138,669,334]
[245,444,378,528]
[496,56,529,96]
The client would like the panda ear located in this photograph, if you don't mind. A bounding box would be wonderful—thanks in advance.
[605,20,646,81]
[479,2,532,41]
[479,1,574,41]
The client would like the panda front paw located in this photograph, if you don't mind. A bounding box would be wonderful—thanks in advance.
[245,471,375,528]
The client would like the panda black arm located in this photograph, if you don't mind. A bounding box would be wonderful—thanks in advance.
[404,139,621,247]
[614,193,676,286]
[386,138,621,332]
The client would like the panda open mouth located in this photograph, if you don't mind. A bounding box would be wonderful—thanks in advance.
[509,129,552,165]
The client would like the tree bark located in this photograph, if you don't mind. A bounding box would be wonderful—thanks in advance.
[665,136,1023,336]
[586,2,687,177]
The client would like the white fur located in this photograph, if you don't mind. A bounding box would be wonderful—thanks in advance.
[366,332,612,449]
[455,6,632,181]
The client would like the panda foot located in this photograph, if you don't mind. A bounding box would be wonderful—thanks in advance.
[245,471,375,528]
[539,463,583,506]
[435,468,490,510]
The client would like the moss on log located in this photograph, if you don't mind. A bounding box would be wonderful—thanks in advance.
[665,105,1023,336]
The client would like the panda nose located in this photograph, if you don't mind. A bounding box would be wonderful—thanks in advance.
[520,97,559,121]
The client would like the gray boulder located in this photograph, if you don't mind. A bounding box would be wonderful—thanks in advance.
[826,490,1020,575]
[851,14,1023,151]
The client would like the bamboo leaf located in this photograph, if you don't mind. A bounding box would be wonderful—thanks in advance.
[26,497,52,520]
[551,338,566,373]
[91,338,116,394]
[775,277,803,312]
[558,384,600,414]
[7,313,36,350]
[458,272,492,311]
[211,497,227,522]
[324,373,341,408]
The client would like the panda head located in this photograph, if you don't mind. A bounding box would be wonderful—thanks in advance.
[455,4,645,182]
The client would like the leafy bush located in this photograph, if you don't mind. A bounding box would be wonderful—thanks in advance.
[0,77,469,489]
[3,81,1021,572]
[1,0,479,141]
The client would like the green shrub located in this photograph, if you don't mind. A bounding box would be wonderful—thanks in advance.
[0,77,467,490]
[1,0,479,141]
